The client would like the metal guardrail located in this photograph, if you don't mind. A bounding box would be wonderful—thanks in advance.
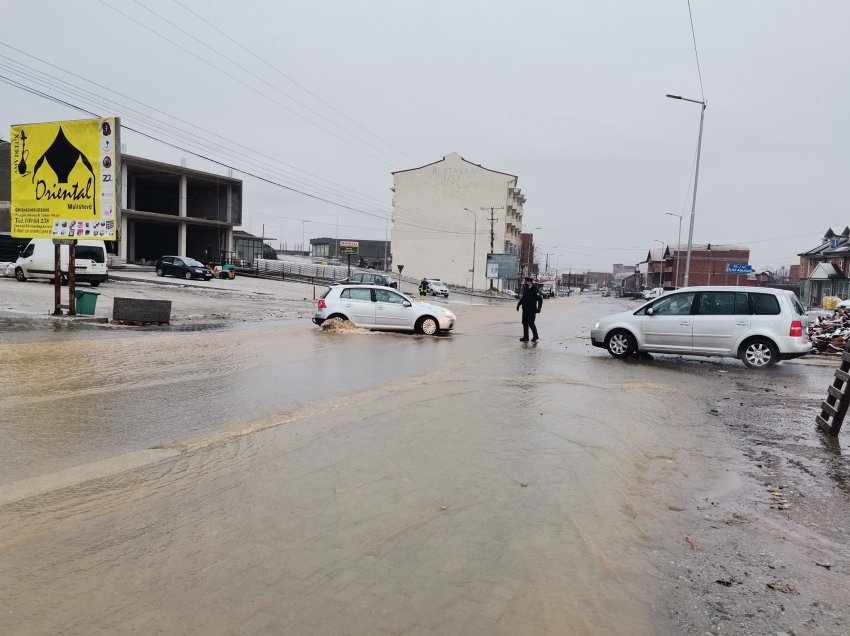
[246,259,354,283]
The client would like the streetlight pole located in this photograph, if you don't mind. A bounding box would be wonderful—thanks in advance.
[463,208,477,292]
[653,239,664,287]
[665,212,683,288]
[666,93,707,287]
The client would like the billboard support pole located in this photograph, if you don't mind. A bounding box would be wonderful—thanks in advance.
[68,241,76,316]
[53,243,62,316]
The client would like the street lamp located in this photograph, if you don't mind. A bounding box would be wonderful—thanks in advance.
[653,239,664,287]
[463,208,477,291]
[666,93,707,287]
[665,212,683,288]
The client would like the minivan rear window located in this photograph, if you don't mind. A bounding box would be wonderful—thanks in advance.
[76,246,105,263]
[750,293,781,315]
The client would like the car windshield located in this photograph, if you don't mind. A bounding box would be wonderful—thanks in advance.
[183,258,204,267]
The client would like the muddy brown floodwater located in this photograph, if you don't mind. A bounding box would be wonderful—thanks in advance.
[1,287,848,635]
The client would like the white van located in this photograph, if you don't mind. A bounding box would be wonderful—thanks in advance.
[14,239,108,287]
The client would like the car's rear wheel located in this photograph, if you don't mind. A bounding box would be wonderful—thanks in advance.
[184,271,193,280]
[417,316,440,336]
[605,329,636,358]
[156,268,164,277]
[740,338,778,369]
[327,314,349,325]
[14,267,26,282]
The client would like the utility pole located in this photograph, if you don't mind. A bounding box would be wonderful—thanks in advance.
[481,206,504,254]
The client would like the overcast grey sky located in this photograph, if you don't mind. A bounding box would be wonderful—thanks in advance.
[2,1,848,271]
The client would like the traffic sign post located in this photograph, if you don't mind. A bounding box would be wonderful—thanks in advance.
[339,241,359,276]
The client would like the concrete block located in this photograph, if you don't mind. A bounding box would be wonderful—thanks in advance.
[113,297,171,323]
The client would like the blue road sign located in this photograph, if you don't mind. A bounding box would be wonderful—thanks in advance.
[726,264,753,274]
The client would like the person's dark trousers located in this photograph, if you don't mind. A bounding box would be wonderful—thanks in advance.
[521,310,539,341]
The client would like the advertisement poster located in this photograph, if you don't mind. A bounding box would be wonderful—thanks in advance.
[10,117,119,240]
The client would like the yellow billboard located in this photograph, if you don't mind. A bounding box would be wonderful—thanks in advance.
[10,117,119,240]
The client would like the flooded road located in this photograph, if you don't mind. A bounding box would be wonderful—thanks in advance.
[1,294,847,634]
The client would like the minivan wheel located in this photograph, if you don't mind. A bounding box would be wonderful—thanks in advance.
[417,316,440,336]
[184,271,193,280]
[605,330,636,358]
[741,338,778,369]
[14,267,26,282]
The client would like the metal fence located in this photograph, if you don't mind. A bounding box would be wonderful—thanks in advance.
[251,259,351,282]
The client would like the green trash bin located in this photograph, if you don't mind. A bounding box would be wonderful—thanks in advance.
[74,289,101,315]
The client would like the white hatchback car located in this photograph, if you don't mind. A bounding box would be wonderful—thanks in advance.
[591,286,810,369]
[313,285,456,335]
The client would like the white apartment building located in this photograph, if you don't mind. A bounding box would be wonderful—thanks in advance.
[391,152,525,291]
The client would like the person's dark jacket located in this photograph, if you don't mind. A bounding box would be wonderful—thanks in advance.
[517,285,543,313]
[419,280,429,295]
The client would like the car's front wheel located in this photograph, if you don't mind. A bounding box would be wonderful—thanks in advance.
[605,330,636,358]
[417,316,440,336]
[14,267,26,282]
[184,271,193,280]
[156,268,164,277]
[740,338,778,369]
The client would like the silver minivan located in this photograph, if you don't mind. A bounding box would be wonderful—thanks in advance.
[591,286,810,369]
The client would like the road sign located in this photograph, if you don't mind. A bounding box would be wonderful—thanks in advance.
[726,264,753,274]
[339,240,359,254]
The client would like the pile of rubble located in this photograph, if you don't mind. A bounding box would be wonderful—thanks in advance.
[809,308,850,354]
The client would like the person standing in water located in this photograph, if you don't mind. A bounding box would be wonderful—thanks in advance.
[516,276,543,342]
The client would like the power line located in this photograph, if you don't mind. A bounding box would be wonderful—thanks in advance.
[97,0,396,168]
[687,0,706,101]
[171,0,419,166]
[130,0,413,167]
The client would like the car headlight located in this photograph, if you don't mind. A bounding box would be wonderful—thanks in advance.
[593,321,600,329]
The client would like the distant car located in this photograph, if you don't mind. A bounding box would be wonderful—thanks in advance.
[426,279,449,297]
[504,289,518,298]
[313,284,456,335]
[540,285,553,299]
[591,286,811,369]
[643,287,665,301]
[155,256,213,281]
[333,272,397,288]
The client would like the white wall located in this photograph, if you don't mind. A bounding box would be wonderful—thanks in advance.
[391,153,517,291]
